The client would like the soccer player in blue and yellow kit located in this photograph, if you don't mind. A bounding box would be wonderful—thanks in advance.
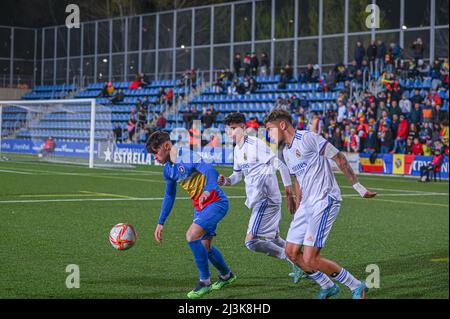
[146,131,236,299]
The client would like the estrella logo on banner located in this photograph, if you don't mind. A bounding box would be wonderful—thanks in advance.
[392,154,415,175]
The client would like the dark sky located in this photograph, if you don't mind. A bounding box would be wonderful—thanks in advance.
[0,0,233,28]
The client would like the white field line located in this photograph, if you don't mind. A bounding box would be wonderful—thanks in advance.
[0,193,447,206]
[0,169,34,175]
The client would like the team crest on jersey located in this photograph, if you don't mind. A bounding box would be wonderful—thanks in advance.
[178,165,186,174]
[296,149,301,158]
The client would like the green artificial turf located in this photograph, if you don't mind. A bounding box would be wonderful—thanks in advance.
[0,156,448,299]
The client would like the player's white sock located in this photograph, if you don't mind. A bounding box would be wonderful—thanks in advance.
[271,236,286,249]
[245,239,286,259]
[308,271,335,289]
[331,268,361,291]
[200,278,211,285]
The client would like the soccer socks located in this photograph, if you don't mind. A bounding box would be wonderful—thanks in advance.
[245,239,286,259]
[188,239,211,283]
[331,268,362,291]
[308,272,335,289]
[207,246,231,278]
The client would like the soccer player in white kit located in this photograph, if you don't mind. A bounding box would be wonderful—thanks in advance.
[217,113,305,283]
[264,109,377,299]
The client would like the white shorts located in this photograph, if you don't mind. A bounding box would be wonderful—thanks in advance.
[286,196,341,248]
[247,199,282,239]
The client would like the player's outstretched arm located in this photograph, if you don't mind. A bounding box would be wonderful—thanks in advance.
[293,179,302,211]
[155,179,177,243]
[332,152,377,198]
[217,171,243,186]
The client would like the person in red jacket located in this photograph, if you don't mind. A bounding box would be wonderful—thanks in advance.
[39,136,56,157]
[392,114,409,153]
[411,137,424,155]
[356,116,368,152]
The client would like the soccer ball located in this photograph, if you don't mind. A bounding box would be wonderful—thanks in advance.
[109,223,137,250]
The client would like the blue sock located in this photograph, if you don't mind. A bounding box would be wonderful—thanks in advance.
[207,246,231,277]
[188,239,210,281]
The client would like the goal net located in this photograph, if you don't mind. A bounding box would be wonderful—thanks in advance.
[0,99,140,168]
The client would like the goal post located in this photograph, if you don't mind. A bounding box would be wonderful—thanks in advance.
[0,98,103,168]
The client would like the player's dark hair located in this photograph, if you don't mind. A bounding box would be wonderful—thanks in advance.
[263,108,293,126]
[224,112,246,126]
[146,131,170,153]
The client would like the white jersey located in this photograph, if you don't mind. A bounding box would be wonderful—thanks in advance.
[233,135,281,208]
[283,130,342,209]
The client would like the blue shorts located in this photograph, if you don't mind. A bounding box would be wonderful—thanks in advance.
[193,199,229,240]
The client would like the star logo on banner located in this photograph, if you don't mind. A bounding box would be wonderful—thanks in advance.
[104,147,112,162]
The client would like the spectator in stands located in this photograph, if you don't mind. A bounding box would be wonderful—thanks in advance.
[247,77,258,94]
[419,148,444,182]
[127,116,137,142]
[405,136,414,154]
[408,123,419,140]
[278,68,287,89]
[354,41,366,69]
[250,52,259,76]
[110,88,125,104]
[260,52,269,76]
[137,109,147,129]
[399,93,412,115]
[302,64,314,83]
[364,126,378,153]
[183,106,194,129]
[331,126,344,151]
[129,74,145,90]
[284,64,294,81]
[392,114,409,154]
[410,102,423,125]
[233,53,242,77]
[376,39,386,72]
[201,108,216,129]
[243,53,252,77]
[337,101,347,124]
[101,82,115,97]
[113,123,122,143]
[346,128,360,153]
[166,88,174,107]
[421,100,434,123]
[156,87,166,104]
[379,123,393,154]
[356,116,368,152]
[367,40,377,72]
[417,59,430,78]
[423,139,433,156]
[39,136,56,157]
[389,100,403,119]
[156,114,167,130]
[411,37,425,64]
[412,137,424,155]
[419,121,433,142]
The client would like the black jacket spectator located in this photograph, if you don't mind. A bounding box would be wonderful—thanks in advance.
[250,53,259,76]
[367,41,378,62]
[233,53,242,77]
[354,42,366,67]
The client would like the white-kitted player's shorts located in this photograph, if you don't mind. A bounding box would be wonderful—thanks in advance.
[286,196,341,248]
[247,199,282,239]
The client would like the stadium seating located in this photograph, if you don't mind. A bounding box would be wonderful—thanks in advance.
[2,74,448,143]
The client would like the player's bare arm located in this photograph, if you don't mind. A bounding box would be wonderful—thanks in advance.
[332,152,377,198]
